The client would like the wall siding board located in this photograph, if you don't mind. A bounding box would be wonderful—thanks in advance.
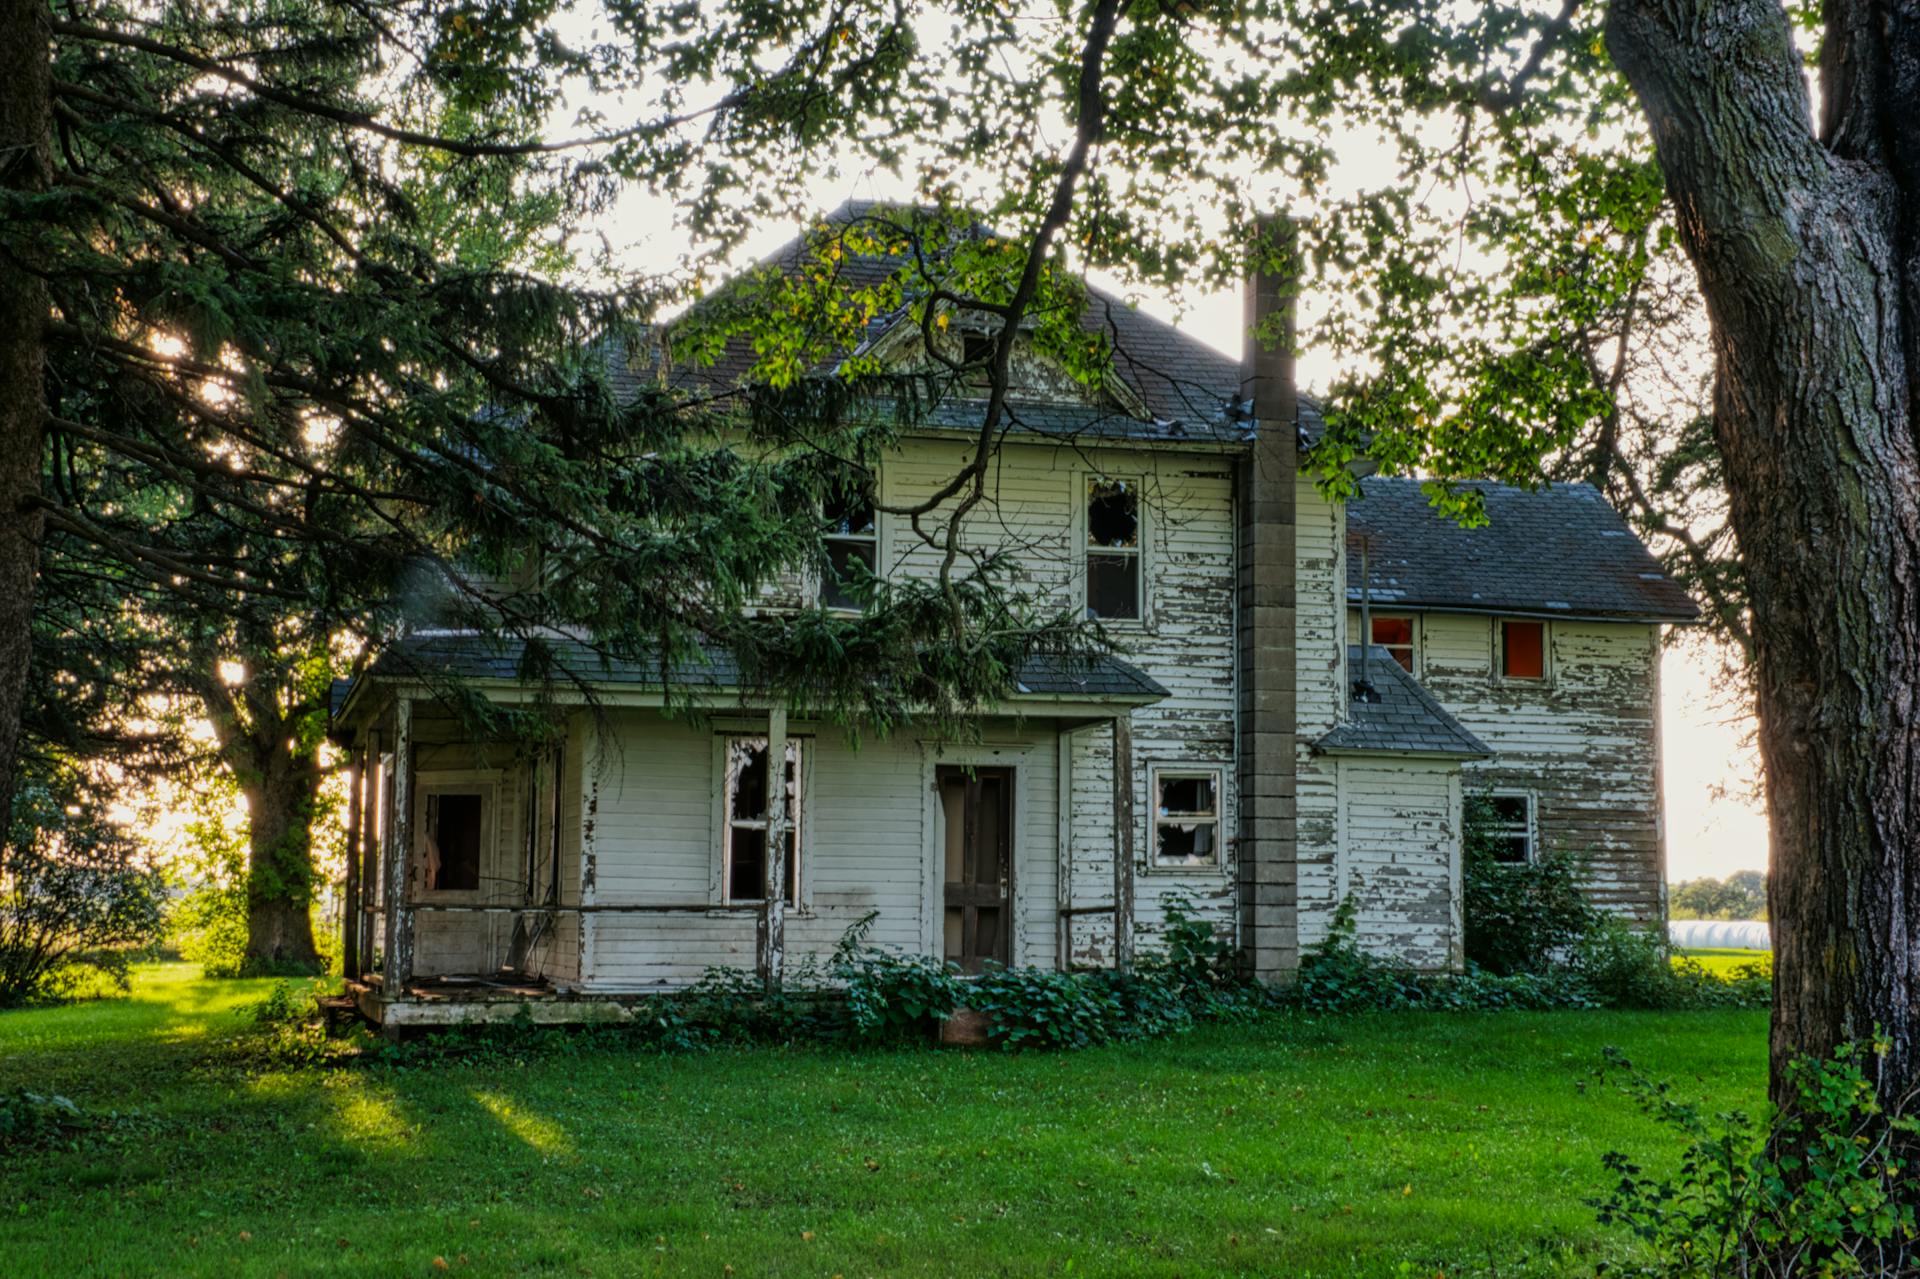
[1385,611,1667,920]
[1335,759,1461,970]
[574,709,1063,990]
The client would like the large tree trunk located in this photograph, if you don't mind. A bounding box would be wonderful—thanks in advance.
[1607,0,1920,1108]
[240,748,324,973]
[0,0,51,832]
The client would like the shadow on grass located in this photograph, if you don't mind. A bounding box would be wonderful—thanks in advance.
[0,966,1771,1278]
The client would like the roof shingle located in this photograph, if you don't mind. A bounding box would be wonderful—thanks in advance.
[1313,646,1493,759]
[1347,478,1699,622]
[332,631,1167,723]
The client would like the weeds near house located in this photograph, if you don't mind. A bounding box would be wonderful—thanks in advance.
[0,961,1772,1278]
[1592,1038,1919,1276]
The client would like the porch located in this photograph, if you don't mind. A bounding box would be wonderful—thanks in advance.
[329,636,1175,1032]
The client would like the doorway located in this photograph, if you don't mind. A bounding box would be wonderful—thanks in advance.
[938,767,1013,973]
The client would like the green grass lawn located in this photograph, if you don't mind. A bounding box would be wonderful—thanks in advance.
[1,964,1767,1278]
[1675,947,1771,978]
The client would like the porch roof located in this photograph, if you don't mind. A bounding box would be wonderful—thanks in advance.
[1313,645,1493,760]
[330,631,1169,726]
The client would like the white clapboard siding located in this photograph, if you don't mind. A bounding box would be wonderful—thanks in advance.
[1336,759,1461,971]
[891,438,1246,964]
[1294,478,1349,950]
[575,708,1065,989]
[1407,612,1665,919]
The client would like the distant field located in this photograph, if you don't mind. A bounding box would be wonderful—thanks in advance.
[1676,947,1772,977]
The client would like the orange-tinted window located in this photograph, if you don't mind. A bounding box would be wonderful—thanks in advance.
[1370,616,1415,671]
[1502,621,1546,679]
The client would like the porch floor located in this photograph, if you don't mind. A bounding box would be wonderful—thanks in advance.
[347,972,649,1033]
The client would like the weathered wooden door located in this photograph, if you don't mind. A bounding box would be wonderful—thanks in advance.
[939,767,1013,973]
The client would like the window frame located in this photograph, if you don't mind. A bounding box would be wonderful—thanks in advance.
[1367,613,1419,674]
[1078,471,1148,626]
[713,734,807,909]
[412,771,501,904]
[1482,791,1537,865]
[1146,764,1227,874]
[818,482,880,613]
[1495,618,1552,684]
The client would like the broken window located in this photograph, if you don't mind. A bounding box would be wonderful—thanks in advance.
[1152,769,1222,869]
[1370,615,1416,672]
[1086,478,1141,621]
[722,737,802,904]
[1484,794,1535,863]
[424,792,483,892]
[821,485,877,611]
[1501,620,1547,680]
[961,330,996,378]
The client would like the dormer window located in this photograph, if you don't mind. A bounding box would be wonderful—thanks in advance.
[821,486,877,612]
[1086,478,1141,621]
[961,330,995,376]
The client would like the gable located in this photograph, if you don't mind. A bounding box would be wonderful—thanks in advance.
[650,200,1250,446]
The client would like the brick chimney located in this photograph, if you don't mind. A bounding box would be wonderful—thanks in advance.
[1235,213,1300,982]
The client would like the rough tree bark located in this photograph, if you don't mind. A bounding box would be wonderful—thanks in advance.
[198,668,325,973]
[0,0,51,834]
[239,746,325,972]
[1607,0,1920,1107]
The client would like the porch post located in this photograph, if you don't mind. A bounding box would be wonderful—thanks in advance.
[1111,711,1136,972]
[757,707,789,992]
[1055,728,1074,971]
[358,728,380,977]
[382,698,415,997]
[341,745,363,980]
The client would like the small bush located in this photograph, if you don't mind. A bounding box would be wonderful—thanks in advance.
[1462,793,1600,974]
[1142,892,1238,990]
[1292,897,1433,1011]
[0,1090,88,1151]
[1572,916,1769,1012]
[969,965,1122,1050]
[837,952,963,1042]
[1593,1038,1919,1276]
[1,764,166,1006]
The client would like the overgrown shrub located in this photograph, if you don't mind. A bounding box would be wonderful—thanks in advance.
[832,914,964,1041]
[1288,895,1767,1014]
[1293,898,1433,1011]
[0,1090,89,1151]
[1,764,166,1006]
[1593,1038,1918,1276]
[968,964,1122,1050]
[1572,916,1770,1011]
[1462,793,1600,974]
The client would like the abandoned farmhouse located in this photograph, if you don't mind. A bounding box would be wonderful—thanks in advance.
[327,209,1700,1029]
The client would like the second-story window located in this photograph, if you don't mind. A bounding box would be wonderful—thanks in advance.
[1500,619,1547,681]
[1086,478,1141,621]
[1370,615,1416,672]
[821,486,877,612]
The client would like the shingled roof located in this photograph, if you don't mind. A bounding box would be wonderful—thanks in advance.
[331,631,1167,722]
[1313,646,1493,759]
[1347,478,1700,623]
[631,199,1255,446]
